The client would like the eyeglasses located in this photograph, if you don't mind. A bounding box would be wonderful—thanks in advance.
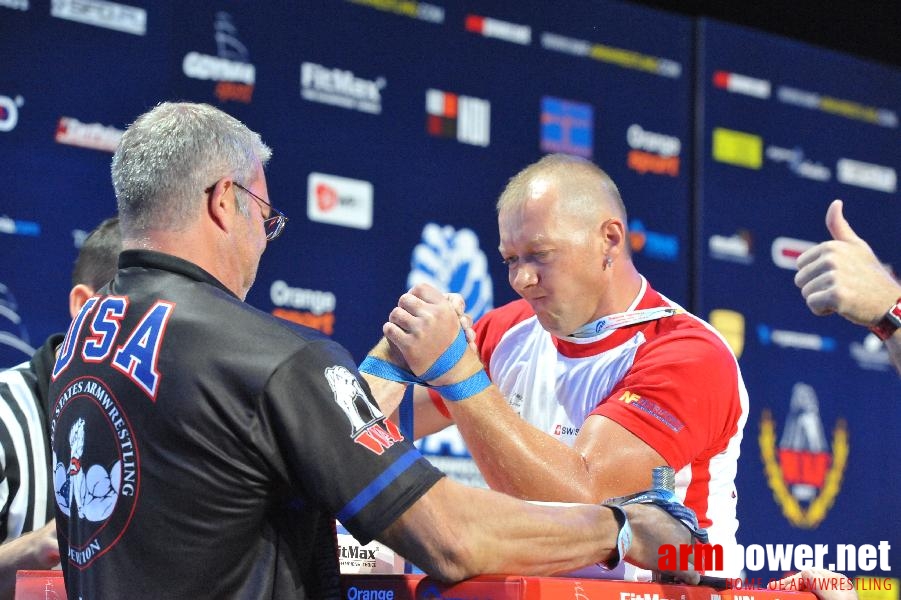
[233,182,289,241]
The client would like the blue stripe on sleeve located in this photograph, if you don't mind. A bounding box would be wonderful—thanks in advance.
[337,448,421,523]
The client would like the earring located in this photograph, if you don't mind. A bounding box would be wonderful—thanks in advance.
[605,255,613,269]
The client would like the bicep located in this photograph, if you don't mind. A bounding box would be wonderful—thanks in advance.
[573,414,667,501]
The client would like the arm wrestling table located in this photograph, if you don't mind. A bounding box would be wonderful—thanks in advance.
[16,570,816,600]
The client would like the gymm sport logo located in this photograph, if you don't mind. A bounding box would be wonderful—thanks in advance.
[182,12,256,103]
[759,382,848,528]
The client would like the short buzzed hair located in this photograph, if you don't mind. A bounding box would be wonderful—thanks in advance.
[71,216,121,290]
[496,153,628,223]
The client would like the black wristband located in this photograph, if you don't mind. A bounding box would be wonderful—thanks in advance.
[869,297,901,341]
[600,504,632,570]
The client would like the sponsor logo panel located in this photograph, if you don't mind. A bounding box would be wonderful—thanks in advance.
[708,309,745,358]
[51,0,146,35]
[0,94,24,133]
[336,521,405,574]
[628,219,679,262]
[269,280,336,335]
[777,85,898,128]
[0,0,28,10]
[712,127,763,169]
[301,62,385,114]
[836,158,897,194]
[426,89,490,147]
[849,333,893,372]
[345,0,444,24]
[540,31,681,78]
[0,216,40,237]
[540,96,593,158]
[771,236,815,270]
[465,14,531,45]
[765,145,831,182]
[55,116,124,152]
[306,172,373,230]
[712,70,772,99]
[757,324,836,352]
[182,12,255,103]
[709,230,754,264]
[626,124,681,176]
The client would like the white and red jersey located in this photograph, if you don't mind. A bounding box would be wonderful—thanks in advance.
[472,277,748,577]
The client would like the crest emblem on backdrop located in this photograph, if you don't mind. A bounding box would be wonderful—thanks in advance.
[759,382,848,528]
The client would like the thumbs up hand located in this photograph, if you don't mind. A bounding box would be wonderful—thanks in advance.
[823,198,864,244]
[795,199,901,326]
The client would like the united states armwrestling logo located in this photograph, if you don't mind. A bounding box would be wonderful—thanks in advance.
[50,376,140,568]
[759,381,848,528]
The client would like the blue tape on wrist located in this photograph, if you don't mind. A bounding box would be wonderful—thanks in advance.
[358,356,420,384]
[433,369,490,402]
[419,328,467,382]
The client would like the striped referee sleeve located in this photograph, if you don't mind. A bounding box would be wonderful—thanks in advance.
[0,361,54,543]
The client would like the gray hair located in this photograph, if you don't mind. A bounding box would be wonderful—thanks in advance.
[496,153,627,224]
[111,102,272,237]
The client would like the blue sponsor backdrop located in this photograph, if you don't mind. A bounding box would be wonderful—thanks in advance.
[697,19,900,580]
[1,0,897,581]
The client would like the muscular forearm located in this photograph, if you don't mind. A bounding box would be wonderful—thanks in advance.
[382,478,695,583]
[380,478,619,581]
[444,387,600,502]
[360,372,407,417]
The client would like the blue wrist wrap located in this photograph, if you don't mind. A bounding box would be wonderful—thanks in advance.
[358,329,489,402]
[358,356,419,384]
[419,328,468,382]
[433,370,491,402]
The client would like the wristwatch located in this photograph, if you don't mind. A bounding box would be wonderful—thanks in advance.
[869,297,901,341]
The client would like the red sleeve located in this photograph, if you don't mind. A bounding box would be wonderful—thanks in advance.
[472,299,534,372]
[591,325,743,469]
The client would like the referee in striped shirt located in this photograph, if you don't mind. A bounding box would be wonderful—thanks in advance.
[0,216,120,599]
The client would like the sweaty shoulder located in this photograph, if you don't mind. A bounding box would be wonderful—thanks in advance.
[640,313,737,374]
[593,289,744,468]
[635,286,733,357]
[631,289,740,411]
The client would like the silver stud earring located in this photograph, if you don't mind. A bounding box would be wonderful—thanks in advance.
[605,255,613,268]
